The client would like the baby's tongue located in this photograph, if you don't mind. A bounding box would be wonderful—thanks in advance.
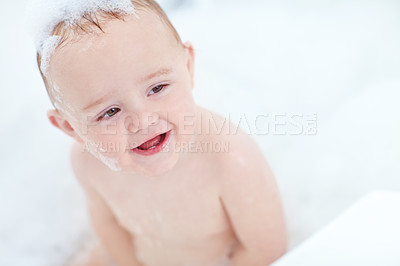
[138,135,162,150]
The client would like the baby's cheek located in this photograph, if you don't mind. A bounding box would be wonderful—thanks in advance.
[81,134,123,172]
[168,103,196,134]
[168,87,195,115]
[82,127,124,153]
[172,108,197,144]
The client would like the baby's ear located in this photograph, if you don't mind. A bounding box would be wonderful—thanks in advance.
[183,41,195,89]
[47,109,83,143]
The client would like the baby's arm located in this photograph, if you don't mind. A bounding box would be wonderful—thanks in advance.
[219,137,287,265]
[71,144,142,266]
[84,184,142,266]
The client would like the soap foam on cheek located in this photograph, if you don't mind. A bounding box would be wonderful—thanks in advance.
[84,138,122,172]
[98,153,122,172]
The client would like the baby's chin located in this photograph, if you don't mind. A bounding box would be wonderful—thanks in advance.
[118,151,181,177]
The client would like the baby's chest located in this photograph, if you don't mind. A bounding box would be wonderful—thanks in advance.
[103,181,230,245]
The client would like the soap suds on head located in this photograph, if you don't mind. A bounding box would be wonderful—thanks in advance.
[26,0,136,73]
[26,0,135,50]
[39,35,61,76]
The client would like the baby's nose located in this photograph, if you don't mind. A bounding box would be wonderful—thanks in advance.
[125,112,159,133]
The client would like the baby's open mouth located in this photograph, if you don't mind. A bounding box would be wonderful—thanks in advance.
[131,130,171,156]
[137,133,166,150]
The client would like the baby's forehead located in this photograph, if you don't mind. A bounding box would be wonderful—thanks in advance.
[74,11,171,45]
[47,14,182,108]
[50,12,180,75]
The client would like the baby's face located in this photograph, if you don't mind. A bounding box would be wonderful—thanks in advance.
[48,11,196,175]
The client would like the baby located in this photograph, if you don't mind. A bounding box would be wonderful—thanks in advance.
[31,0,287,265]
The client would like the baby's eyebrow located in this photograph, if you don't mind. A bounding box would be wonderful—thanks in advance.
[83,91,114,111]
[141,67,172,82]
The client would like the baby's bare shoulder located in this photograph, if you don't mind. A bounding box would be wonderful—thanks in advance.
[206,113,274,188]
[218,129,268,174]
[197,107,263,164]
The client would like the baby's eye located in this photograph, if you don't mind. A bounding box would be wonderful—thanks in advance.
[148,84,166,96]
[99,107,121,120]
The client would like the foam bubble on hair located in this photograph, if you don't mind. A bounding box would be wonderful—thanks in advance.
[39,35,61,75]
[26,0,135,74]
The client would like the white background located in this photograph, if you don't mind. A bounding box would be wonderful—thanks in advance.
[1,0,400,265]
